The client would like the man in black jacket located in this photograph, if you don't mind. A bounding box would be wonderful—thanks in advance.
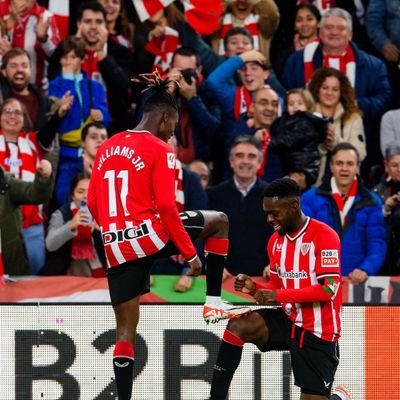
[207,135,273,279]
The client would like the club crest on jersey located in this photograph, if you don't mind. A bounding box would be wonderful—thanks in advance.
[321,249,339,267]
[167,153,175,169]
[300,243,311,255]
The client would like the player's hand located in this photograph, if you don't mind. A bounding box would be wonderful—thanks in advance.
[234,274,255,294]
[348,268,368,285]
[186,255,202,277]
[254,289,277,304]
[37,159,52,178]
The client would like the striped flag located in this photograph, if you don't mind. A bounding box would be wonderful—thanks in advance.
[132,0,175,22]
[48,0,69,39]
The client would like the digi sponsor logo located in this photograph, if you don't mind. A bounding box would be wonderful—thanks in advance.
[321,249,339,267]
[167,153,175,169]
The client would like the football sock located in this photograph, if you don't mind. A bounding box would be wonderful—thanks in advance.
[204,238,229,297]
[113,341,135,400]
[210,330,244,399]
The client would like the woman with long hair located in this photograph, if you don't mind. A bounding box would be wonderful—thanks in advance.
[308,67,366,184]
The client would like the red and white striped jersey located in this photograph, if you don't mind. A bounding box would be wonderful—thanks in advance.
[267,218,342,342]
[87,130,197,269]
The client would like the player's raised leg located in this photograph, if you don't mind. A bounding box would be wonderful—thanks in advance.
[194,210,251,324]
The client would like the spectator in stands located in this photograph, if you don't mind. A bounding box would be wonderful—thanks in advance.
[269,88,328,190]
[0,159,52,276]
[131,2,184,75]
[293,3,321,51]
[81,121,108,176]
[40,172,106,277]
[366,0,400,107]
[135,47,223,182]
[282,7,392,175]
[0,48,54,130]
[207,135,273,279]
[48,35,110,207]
[188,160,211,190]
[302,142,386,284]
[372,143,400,276]
[0,96,72,273]
[211,0,280,60]
[207,49,285,122]
[181,25,254,78]
[272,3,321,78]
[380,109,400,157]
[308,67,366,185]
[1,0,60,91]
[97,0,134,48]
[227,86,283,182]
[48,1,134,134]
[166,47,223,167]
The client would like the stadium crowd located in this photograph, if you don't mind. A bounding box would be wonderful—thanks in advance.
[0,0,399,285]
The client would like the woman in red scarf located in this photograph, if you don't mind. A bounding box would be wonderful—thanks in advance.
[41,173,106,276]
[0,96,71,273]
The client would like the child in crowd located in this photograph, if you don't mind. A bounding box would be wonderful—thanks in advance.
[270,88,328,190]
[48,36,110,207]
[40,173,106,277]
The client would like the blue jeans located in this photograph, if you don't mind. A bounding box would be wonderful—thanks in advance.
[22,224,45,275]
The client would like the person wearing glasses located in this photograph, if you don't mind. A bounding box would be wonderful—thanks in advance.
[0,96,72,274]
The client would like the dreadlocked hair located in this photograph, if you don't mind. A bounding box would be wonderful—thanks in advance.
[264,178,301,199]
[131,70,179,114]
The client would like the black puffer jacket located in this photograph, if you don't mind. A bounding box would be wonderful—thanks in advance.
[270,111,328,187]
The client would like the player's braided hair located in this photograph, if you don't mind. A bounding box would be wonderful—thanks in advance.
[131,70,179,114]
[264,178,301,198]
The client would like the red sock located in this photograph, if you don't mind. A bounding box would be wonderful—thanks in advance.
[223,330,245,347]
[204,237,229,256]
[113,341,134,360]
[113,341,134,400]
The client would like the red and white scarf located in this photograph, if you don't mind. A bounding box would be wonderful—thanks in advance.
[257,130,271,178]
[0,132,43,228]
[304,41,356,87]
[133,0,222,35]
[47,0,69,39]
[175,159,184,212]
[331,176,358,226]
[297,0,335,12]
[145,26,180,75]
[70,203,105,278]
[81,49,106,87]
[234,86,253,120]
[218,13,259,55]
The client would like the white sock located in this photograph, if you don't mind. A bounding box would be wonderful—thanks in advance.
[205,295,221,305]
